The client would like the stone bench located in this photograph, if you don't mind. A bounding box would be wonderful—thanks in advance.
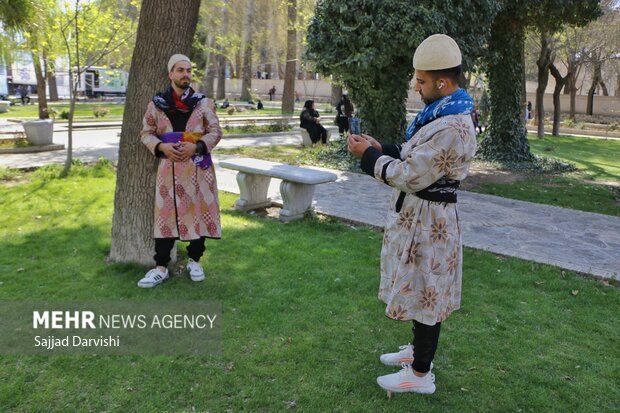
[219,157,338,221]
[0,101,10,113]
[300,125,339,147]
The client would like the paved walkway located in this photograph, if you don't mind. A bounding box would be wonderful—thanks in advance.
[2,126,618,280]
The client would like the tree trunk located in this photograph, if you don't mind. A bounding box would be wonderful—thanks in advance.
[215,0,228,99]
[110,0,201,265]
[567,57,578,120]
[586,60,602,116]
[535,32,553,138]
[549,63,567,136]
[234,50,241,79]
[32,53,49,119]
[46,59,59,102]
[616,71,620,97]
[281,0,297,114]
[331,83,342,107]
[240,0,255,101]
[599,80,608,96]
[478,9,532,162]
[203,33,216,98]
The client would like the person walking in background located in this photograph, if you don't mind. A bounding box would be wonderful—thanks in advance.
[268,85,276,101]
[471,107,482,134]
[137,54,222,288]
[336,93,355,136]
[347,34,477,396]
[19,85,30,105]
[300,99,327,144]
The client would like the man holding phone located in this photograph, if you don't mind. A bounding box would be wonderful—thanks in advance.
[137,54,222,288]
[348,34,477,395]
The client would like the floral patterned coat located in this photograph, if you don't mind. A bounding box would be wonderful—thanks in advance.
[368,114,477,325]
[140,98,222,241]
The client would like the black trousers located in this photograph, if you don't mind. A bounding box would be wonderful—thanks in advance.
[412,320,441,373]
[337,116,350,134]
[153,237,206,267]
[306,124,328,144]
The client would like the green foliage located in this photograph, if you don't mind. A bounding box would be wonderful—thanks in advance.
[479,0,601,163]
[92,106,110,118]
[296,137,360,172]
[58,108,70,120]
[306,0,500,143]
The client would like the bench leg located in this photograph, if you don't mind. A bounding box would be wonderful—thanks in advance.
[279,181,315,221]
[233,172,272,211]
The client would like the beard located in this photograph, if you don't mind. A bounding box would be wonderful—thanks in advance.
[420,84,442,105]
[174,78,191,90]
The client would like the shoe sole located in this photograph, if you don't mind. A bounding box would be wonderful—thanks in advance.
[380,356,414,366]
[376,378,436,395]
[190,275,205,282]
[137,277,169,288]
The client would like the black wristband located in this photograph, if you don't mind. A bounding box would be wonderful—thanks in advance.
[360,147,383,177]
[195,141,207,156]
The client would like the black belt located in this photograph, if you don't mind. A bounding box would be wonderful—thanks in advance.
[395,179,459,212]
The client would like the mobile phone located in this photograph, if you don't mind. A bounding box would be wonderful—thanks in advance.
[349,117,361,135]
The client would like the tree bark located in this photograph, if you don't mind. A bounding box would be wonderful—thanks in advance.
[32,53,49,119]
[216,0,228,99]
[281,0,297,114]
[109,0,201,265]
[616,71,620,97]
[46,58,59,102]
[478,8,532,162]
[535,32,553,138]
[331,83,342,107]
[549,63,567,136]
[240,0,255,101]
[586,60,602,116]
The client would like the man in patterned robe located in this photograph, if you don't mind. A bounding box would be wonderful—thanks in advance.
[348,34,477,394]
[137,54,222,288]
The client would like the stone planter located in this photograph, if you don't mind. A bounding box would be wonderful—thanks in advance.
[0,101,10,113]
[22,119,54,146]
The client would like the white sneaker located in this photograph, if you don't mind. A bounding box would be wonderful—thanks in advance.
[380,344,433,369]
[377,363,436,395]
[380,344,414,366]
[187,259,205,282]
[137,267,169,288]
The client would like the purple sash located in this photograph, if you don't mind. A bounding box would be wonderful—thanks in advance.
[160,132,212,169]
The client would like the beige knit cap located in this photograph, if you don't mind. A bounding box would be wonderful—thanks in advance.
[412,34,462,70]
[167,54,191,72]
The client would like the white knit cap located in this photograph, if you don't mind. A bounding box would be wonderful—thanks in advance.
[167,54,191,72]
[412,34,462,70]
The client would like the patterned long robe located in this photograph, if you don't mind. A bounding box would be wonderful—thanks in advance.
[140,98,222,241]
[363,114,477,325]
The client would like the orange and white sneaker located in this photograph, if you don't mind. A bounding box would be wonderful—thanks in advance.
[376,363,436,395]
[380,344,414,366]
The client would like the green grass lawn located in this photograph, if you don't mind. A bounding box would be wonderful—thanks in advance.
[0,101,328,120]
[528,134,620,182]
[0,164,618,412]
[0,102,125,120]
[473,135,620,216]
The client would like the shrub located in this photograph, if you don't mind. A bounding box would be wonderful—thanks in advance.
[59,109,70,120]
[93,106,109,118]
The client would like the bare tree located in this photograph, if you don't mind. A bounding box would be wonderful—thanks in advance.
[281,0,297,113]
[240,0,256,101]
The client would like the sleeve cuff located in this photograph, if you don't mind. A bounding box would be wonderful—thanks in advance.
[196,140,207,156]
[154,142,163,157]
[381,143,402,159]
[360,147,383,177]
